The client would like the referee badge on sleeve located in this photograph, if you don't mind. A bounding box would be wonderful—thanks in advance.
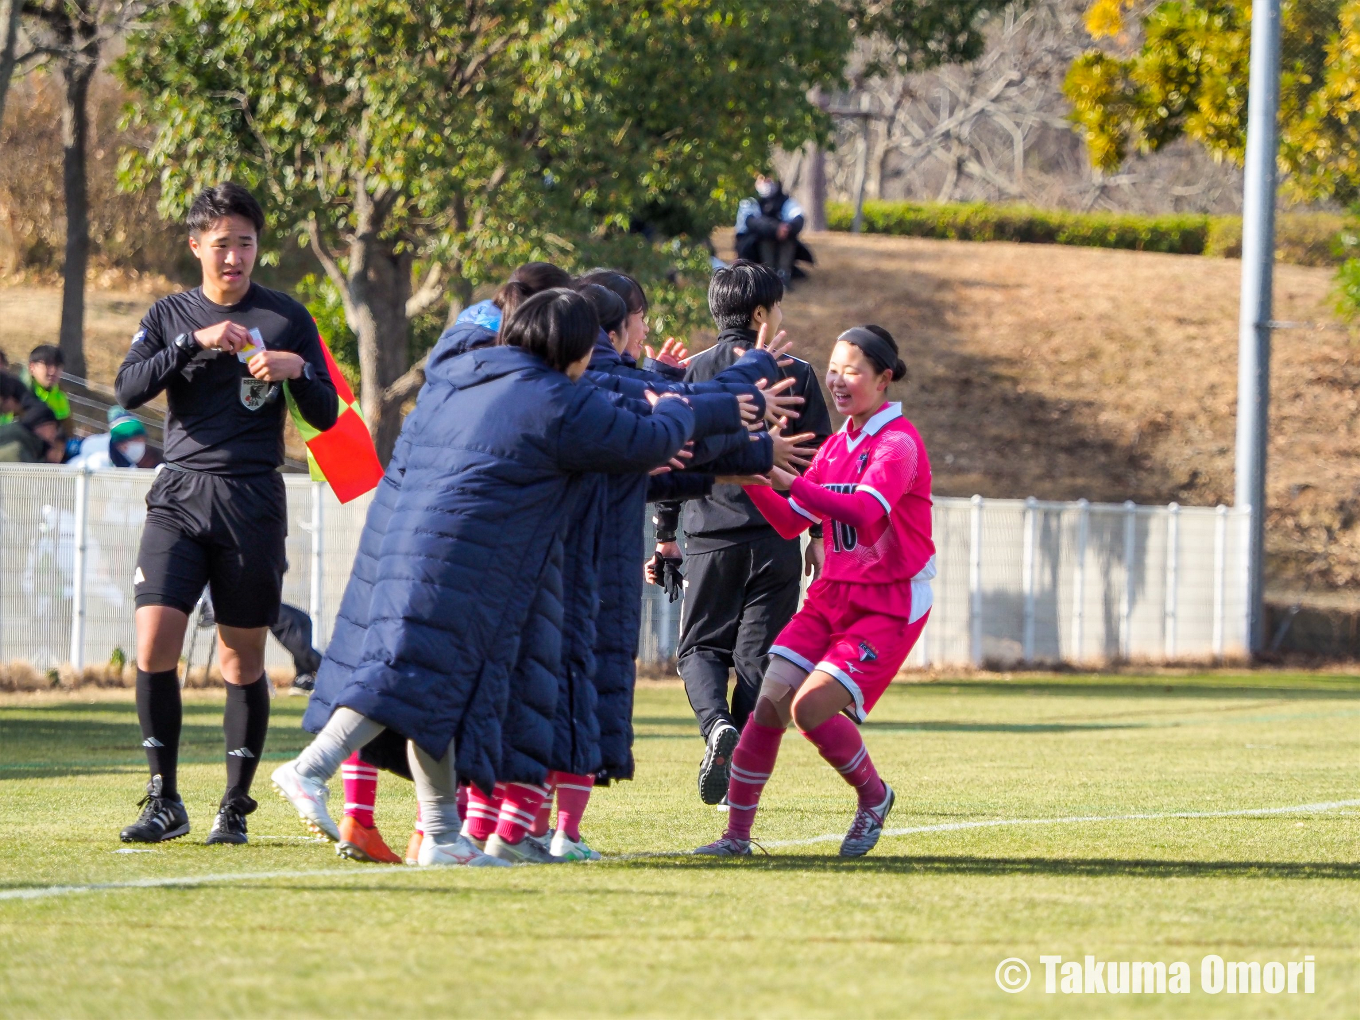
[240,378,277,411]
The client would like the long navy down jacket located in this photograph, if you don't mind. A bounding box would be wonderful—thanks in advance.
[303,344,696,794]
[583,341,779,782]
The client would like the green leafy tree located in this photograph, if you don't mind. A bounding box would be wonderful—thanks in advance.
[1064,0,1360,312]
[118,0,848,460]
[1064,0,1360,201]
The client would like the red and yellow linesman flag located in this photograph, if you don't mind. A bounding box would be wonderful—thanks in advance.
[284,336,385,504]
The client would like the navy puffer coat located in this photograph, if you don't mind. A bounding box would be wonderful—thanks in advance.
[584,341,782,782]
[304,344,696,794]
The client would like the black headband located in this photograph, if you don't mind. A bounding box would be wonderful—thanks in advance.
[837,327,899,375]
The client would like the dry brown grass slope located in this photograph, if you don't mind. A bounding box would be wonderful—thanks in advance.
[4,231,1358,599]
[715,230,1360,601]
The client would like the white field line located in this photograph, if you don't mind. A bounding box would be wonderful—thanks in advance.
[4,798,1357,901]
[758,798,1360,849]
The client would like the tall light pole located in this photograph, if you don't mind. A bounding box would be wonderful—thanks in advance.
[1235,0,1282,655]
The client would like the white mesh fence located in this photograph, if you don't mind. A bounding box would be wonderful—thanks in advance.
[0,466,1249,671]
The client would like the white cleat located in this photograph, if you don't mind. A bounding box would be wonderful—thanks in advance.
[484,833,564,864]
[416,834,512,868]
[549,831,602,861]
[270,760,339,841]
[840,784,895,858]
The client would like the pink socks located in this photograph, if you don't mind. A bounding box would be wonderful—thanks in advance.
[724,722,784,841]
[464,783,500,842]
[495,782,550,845]
[341,752,378,827]
[801,714,886,808]
[548,771,594,841]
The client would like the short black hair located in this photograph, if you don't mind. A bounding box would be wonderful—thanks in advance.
[576,269,647,314]
[575,282,628,335]
[28,344,63,367]
[499,288,598,373]
[708,259,783,330]
[186,182,265,236]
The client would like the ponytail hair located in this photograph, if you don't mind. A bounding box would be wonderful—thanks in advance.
[838,324,908,384]
[494,261,574,320]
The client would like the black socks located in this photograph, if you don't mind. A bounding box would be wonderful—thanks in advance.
[222,676,270,810]
[135,668,182,799]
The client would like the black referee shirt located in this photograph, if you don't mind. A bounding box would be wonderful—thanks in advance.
[116,284,339,475]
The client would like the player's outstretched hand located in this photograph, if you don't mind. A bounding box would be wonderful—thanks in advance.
[769,418,816,473]
[736,393,760,425]
[768,465,799,491]
[646,338,690,367]
[194,321,252,354]
[756,376,802,426]
[248,350,306,382]
[644,389,688,408]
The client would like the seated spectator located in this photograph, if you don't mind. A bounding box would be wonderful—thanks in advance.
[22,345,71,429]
[68,407,149,470]
[0,373,40,426]
[0,403,64,463]
[734,174,813,287]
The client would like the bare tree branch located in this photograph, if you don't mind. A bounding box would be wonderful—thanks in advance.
[405,261,445,318]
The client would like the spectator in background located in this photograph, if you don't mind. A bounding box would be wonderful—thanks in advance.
[69,407,149,470]
[23,345,71,430]
[734,174,813,288]
[0,372,40,426]
[0,403,64,463]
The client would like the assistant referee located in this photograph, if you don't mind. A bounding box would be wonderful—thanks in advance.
[115,183,338,845]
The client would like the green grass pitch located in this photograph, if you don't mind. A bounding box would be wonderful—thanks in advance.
[1,674,1357,1018]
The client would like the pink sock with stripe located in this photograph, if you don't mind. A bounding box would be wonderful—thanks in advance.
[548,771,594,841]
[463,783,501,842]
[341,752,378,827]
[495,782,550,845]
[801,715,886,808]
[532,780,554,838]
[724,722,784,842]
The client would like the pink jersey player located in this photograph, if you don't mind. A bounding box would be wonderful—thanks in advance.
[696,325,931,860]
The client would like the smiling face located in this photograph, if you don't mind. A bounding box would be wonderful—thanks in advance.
[625,308,648,358]
[189,214,258,304]
[826,340,891,423]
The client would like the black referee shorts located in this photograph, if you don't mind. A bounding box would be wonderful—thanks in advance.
[134,467,288,629]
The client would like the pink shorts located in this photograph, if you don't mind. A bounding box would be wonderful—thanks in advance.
[769,579,928,722]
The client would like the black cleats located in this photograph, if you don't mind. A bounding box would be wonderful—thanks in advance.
[205,804,250,845]
[698,721,739,805]
[120,776,190,843]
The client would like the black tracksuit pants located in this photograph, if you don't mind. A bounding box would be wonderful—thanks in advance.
[678,532,803,741]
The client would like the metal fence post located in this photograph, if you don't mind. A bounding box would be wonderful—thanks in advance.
[1022,497,1037,663]
[309,481,324,646]
[1213,504,1228,659]
[1071,499,1089,664]
[1164,503,1179,660]
[969,495,984,666]
[69,468,90,671]
[1121,500,1136,660]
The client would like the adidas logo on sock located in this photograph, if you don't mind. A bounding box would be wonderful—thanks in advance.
[142,737,164,748]
[228,747,255,758]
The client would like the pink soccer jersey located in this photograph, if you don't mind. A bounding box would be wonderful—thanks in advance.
[788,402,935,607]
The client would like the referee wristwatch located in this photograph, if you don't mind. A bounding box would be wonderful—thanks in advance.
[172,331,202,357]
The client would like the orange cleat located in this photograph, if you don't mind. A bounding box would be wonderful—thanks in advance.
[336,816,402,864]
[405,830,423,866]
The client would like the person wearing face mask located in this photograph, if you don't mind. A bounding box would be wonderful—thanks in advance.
[68,408,150,470]
[734,174,814,288]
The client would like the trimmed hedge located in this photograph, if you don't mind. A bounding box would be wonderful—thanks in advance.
[826,200,1346,266]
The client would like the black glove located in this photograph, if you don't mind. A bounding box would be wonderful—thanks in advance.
[646,552,685,603]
